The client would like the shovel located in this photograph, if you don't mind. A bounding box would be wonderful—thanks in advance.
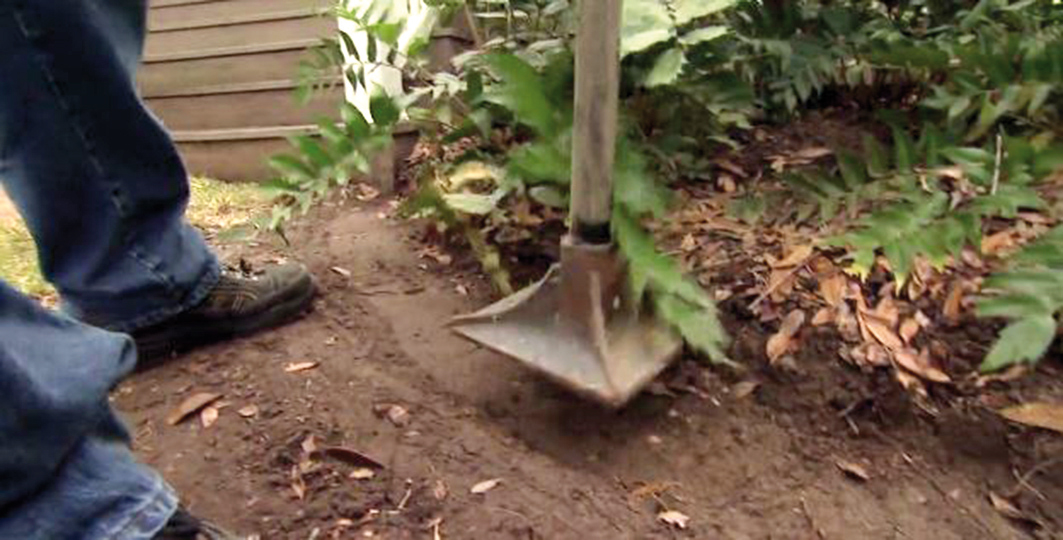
[450,0,682,407]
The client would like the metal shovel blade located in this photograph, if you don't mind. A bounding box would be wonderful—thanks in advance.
[451,253,682,407]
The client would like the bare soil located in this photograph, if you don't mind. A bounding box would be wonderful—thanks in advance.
[115,196,1063,540]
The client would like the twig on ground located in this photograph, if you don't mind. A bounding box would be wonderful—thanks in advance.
[397,478,414,510]
[750,256,814,310]
[800,497,826,539]
[1005,456,1061,500]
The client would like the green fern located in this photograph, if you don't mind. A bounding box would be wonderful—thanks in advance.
[482,52,731,364]
[266,98,397,230]
[979,226,1063,372]
[805,122,1052,286]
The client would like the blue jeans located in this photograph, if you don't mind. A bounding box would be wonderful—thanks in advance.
[0,0,221,537]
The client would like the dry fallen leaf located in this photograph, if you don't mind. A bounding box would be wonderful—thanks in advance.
[988,492,1025,520]
[657,510,690,530]
[792,146,834,161]
[732,380,760,399]
[767,310,806,362]
[871,295,900,328]
[429,517,443,540]
[199,406,219,428]
[330,266,352,278]
[284,361,319,373]
[895,368,928,398]
[420,246,453,266]
[943,283,965,322]
[860,314,904,352]
[975,365,1028,388]
[998,402,1063,434]
[836,303,860,340]
[470,478,502,494]
[819,274,847,307]
[981,231,1015,256]
[301,435,318,455]
[354,183,380,201]
[811,307,834,326]
[773,245,814,268]
[166,392,223,426]
[899,318,921,344]
[718,174,737,193]
[316,446,385,469]
[349,468,376,480]
[432,480,449,501]
[933,165,966,182]
[290,465,307,500]
[913,311,931,329]
[714,158,747,178]
[386,405,410,427]
[893,349,951,384]
[680,233,697,252]
[864,344,891,367]
[763,270,798,305]
[237,404,259,418]
[836,459,871,481]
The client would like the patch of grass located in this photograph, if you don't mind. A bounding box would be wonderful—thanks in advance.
[0,177,264,299]
[186,177,268,235]
[0,222,51,298]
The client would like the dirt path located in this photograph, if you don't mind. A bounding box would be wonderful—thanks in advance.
[115,198,1059,539]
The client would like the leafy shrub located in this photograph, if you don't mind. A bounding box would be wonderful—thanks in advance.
[270,0,1063,372]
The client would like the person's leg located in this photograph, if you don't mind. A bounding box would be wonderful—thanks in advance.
[0,280,177,539]
[0,0,316,363]
[0,0,219,333]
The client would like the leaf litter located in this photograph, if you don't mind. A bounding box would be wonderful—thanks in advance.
[998,402,1063,434]
[835,459,871,482]
[767,309,805,363]
[284,361,319,373]
[470,478,502,494]
[166,392,223,426]
[199,406,220,428]
[657,510,690,529]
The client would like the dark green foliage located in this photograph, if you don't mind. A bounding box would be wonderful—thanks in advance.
[274,0,1063,372]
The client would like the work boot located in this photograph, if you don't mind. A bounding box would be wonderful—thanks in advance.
[132,262,316,366]
[153,507,242,540]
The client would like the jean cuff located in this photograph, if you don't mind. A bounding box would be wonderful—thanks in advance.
[103,258,221,334]
[102,475,179,540]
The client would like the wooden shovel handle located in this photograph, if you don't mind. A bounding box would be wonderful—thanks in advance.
[569,0,622,244]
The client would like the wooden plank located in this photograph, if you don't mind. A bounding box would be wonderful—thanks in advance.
[150,0,330,27]
[145,17,333,57]
[139,49,314,95]
[142,77,340,99]
[146,85,343,131]
[143,38,317,63]
[151,0,214,8]
[172,122,416,142]
[150,7,324,32]
[178,138,296,181]
[172,125,317,143]
[176,126,419,182]
[145,77,304,98]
